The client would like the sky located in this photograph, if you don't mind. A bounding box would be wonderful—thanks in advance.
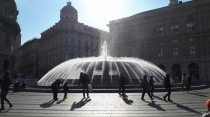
[15,0,191,45]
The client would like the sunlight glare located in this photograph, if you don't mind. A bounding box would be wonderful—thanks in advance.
[82,0,125,19]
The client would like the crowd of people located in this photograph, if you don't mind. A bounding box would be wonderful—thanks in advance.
[0,70,209,116]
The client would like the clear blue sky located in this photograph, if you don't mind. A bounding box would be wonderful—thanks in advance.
[15,0,191,45]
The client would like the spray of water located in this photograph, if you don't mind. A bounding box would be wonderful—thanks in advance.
[37,41,166,86]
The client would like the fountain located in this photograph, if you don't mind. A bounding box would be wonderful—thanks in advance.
[37,41,166,86]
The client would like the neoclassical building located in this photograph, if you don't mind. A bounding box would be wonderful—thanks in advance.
[38,2,109,78]
[18,38,39,77]
[0,0,21,76]
[108,0,210,82]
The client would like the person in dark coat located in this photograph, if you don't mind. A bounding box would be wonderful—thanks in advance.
[0,70,13,111]
[118,74,128,95]
[163,73,172,102]
[141,75,153,101]
[149,76,154,96]
[51,78,62,101]
[187,75,192,91]
[79,72,89,98]
[63,82,69,99]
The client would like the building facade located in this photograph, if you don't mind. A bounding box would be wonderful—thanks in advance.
[17,38,39,78]
[38,2,109,78]
[0,0,21,76]
[108,0,210,82]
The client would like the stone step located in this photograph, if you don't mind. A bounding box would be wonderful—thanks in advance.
[10,84,209,93]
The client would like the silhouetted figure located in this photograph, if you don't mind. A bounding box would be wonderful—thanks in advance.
[118,74,128,95]
[79,72,89,98]
[141,75,153,101]
[181,73,188,92]
[51,79,62,101]
[187,75,192,91]
[63,82,69,99]
[149,76,154,96]
[0,70,13,111]
[20,81,26,91]
[163,73,172,102]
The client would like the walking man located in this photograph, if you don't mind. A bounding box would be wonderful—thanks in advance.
[187,75,192,91]
[0,70,13,111]
[63,82,69,99]
[79,72,90,98]
[163,73,172,102]
[51,78,62,101]
[118,74,128,96]
[141,75,153,101]
[149,76,154,96]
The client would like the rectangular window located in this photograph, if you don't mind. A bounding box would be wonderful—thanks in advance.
[173,40,178,44]
[187,22,195,32]
[158,49,163,57]
[190,46,195,55]
[173,48,179,56]
[171,24,179,34]
[189,37,194,42]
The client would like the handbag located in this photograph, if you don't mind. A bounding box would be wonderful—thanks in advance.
[88,84,92,92]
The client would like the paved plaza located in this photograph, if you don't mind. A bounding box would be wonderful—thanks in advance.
[0,88,209,117]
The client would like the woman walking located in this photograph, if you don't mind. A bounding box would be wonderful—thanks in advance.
[0,70,13,111]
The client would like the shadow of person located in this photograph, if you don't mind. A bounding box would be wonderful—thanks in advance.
[0,109,10,113]
[56,98,66,104]
[171,102,202,114]
[40,99,55,108]
[153,95,165,101]
[70,98,91,111]
[122,95,133,105]
[148,101,165,111]
[188,92,208,97]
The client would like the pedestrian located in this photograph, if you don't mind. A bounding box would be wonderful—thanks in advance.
[181,73,188,92]
[163,73,172,102]
[118,74,128,96]
[0,70,13,111]
[63,82,69,99]
[149,76,154,96]
[51,78,62,101]
[141,75,153,101]
[187,75,192,91]
[79,72,90,98]
[202,99,210,117]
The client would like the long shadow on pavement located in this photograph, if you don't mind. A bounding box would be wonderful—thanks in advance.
[40,99,55,108]
[171,102,202,114]
[148,101,166,111]
[56,98,67,104]
[121,94,133,105]
[153,95,202,114]
[70,98,91,111]
[188,92,208,97]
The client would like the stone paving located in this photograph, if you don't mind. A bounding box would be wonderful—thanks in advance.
[0,88,209,117]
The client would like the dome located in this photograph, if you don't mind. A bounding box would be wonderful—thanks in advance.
[0,0,19,20]
[60,2,78,21]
